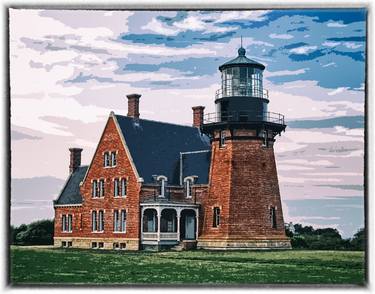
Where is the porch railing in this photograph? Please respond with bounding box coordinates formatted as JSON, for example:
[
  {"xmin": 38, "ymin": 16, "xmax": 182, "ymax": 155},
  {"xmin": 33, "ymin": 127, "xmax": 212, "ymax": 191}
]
[{"xmin": 141, "ymin": 232, "xmax": 178, "ymax": 241}]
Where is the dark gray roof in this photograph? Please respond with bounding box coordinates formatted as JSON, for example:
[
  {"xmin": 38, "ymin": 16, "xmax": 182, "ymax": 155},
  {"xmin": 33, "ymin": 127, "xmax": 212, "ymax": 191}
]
[
  {"xmin": 115, "ymin": 115, "xmax": 211, "ymax": 185},
  {"xmin": 219, "ymin": 47, "xmax": 265, "ymax": 71},
  {"xmin": 54, "ymin": 166, "xmax": 88, "ymax": 205},
  {"xmin": 181, "ymin": 151, "xmax": 211, "ymax": 184}
]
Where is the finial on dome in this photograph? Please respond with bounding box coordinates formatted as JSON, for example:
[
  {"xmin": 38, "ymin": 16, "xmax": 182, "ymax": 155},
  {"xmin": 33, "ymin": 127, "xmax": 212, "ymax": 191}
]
[{"xmin": 238, "ymin": 46, "xmax": 246, "ymax": 56}]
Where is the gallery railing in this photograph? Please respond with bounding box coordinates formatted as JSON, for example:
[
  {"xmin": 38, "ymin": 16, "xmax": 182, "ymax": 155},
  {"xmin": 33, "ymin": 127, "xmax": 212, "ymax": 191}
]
[{"xmin": 203, "ymin": 111, "xmax": 285, "ymax": 125}]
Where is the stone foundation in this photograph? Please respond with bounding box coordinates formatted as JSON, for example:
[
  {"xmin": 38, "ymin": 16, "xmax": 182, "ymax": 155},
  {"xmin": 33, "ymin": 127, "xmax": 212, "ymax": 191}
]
[
  {"xmin": 197, "ymin": 238, "xmax": 291, "ymax": 250},
  {"xmin": 54, "ymin": 237, "xmax": 139, "ymax": 251}
]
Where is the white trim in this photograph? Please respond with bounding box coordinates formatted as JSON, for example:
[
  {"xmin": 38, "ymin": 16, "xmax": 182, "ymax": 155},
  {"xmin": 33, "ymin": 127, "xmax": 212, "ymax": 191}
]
[{"xmin": 54, "ymin": 204, "xmax": 82, "ymax": 208}]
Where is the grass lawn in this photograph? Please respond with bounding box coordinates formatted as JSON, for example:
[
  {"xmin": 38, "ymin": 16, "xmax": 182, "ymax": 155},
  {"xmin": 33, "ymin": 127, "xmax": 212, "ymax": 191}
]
[{"xmin": 10, "ymin": 246, "xmax": 365, "ymax": 285}]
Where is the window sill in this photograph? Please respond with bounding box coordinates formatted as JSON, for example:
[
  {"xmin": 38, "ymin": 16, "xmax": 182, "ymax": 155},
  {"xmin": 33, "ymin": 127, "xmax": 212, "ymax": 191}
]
[
  {"xmin": 114, "ymin": 196, "xmax": 127, "ymax": 199},
  {"xmin": 61, "ymin": 231, "xmax": 72, "ymax": 233},
  {"xmin": 92, "ymin": 231, "xmax": 104, "ymax": 233},
  {"xmin": 103, "ymin": 166, "xmax": 117, "ymax": 169},
  {"xmin": 186, "ymin": 196, "xmax": 192, "ymax": 199},
  {"xmin": 113, "ymin": 231, "xmax": 127, "ymax": 234},
  {"xmin": 92, "ymin": 197, "xmax": 105, "ymax": 199}
]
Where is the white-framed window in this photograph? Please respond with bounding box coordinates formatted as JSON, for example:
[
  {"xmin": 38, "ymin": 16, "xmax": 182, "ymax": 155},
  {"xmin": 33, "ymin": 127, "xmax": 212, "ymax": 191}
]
[
  {"xmin": 92, "ymin": 180, "xmax": 98, "ymax": 198},
  {"xmin": 114, "ymin": 178, "xmax": 120, "ymax": 197},
  {"xmin": 99, "ymin": 179, "xmax": 105, "ymax": 197},
  {"xmin": 111, "ymin": 152, "xmax": 117, "ymax": 166},
  {"xmin": 98, "ymin": 210, "xmax": 104, "ymax": 231},
  {"xmin": 157, "ymin": 176, "xmax": 167, "ymax": 197},
  {"xmin": 104, "ymin": 151, "xmax": 117, "ymax": 167},
  {"xmin": 121, "ymin": 178, "xmax": 127, "ymax": 197},
  {"xmin": 219, "ymin": 131, "xmax": 226, "ymax": 147},
  {"xmin": 114, "ymin": 209, "xmax": 126, "ymax": 232},
  {"xmin": 184, "ymin": 177, "xmax": 194, "ymax": 198},
  {"xmin": 92, "ymin": 211, "xmax": 97, "ymax": 232},
  {"xmin": 104, "ymin": 152, "xmax": 110, "ymax": 167},
  {"xmin": 62, "ymin": 214, "xmax": 73, "ymax": 232},
  {"xmin": 213, "ymin": 207, "xmax": 221, "ymax": 228}
]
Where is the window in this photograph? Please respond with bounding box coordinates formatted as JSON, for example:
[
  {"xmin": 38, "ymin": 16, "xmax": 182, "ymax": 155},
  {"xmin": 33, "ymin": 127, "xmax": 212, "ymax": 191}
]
[
  {"xmin": 121, "ymin": 178, "xmax": 127, "ymax": 197},
  {"xmin": 104, "ymin": 151, "xmax": 117, "ymax": 167},
  {"xmin": 92, "ymin": 242, "xmax": 98, "ymax": 249},
  {"xmin": 99, "ymin": 179, "xmax": 105, "ymax": 197},
  {"xmin": 62, "ymin": 214, "xmax": 72, "ymax": 232},
  {"xmin": 113, "ymin": 242, "xmax": 119, "ymax": 250},
  {"xmin": 184, "ymin": 178, "xmax": 193, "ymax": 198},
  {"xmin": 219, "ymin": 131, "xmax": 226, "ymax": 147},
  {"xmin": 92, "ymin": 211, "xmax": 97, "ymax": 232},
  {"xmin": 114, "ymin": 179, "xmax": 120, "ymax": 197},
  {"xmin": 260, "ymin": 130, "xmax": 269, "ymax": 147},
  {"xmin": 120, "ymin": 243, "xmax": 126, "ymax": 250},
  {"xmin": 92, "ymin": 180, "xmax": 98, "ymax": 197},
  {"xmin": 270, "ymin": 207, "xmax": 277, "ymax": 229},
  {"xmin": 114, "ymin": 209, "xmax": 126, "ymax": 232},
  {"xmin": 213, "ymin": 207, "xmax": 221, "ymax": 227},
  {"xmin": 67, "ymin": 241, "xmax": 72, "ymax": 248},
  {"xmin": 98, "ymin": 242, "xmax": 104, "ymax": 249},
  {"xmin": 104, "ymin": 152, "xmax": 110, "ymax": 167},
  {"xmin": 98, "ymin": 210, "xmax": 104, "ymax": 231},
  {"xmin": 62, "ymin": 241, "xmax": 67, "ymax": 247},
  {"xmin": 111, "ymin": 152, "xmax": 117, "ymax": 166},
  {"xmin": 157, "ymin": 176, "xmax": 167, "ymax": 197}
]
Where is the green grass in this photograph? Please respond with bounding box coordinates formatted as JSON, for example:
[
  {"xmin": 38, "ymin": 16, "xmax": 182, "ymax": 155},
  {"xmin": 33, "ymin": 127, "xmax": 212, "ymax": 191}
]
[{"xmin": 10, "ymin": 246, "xmax": 365, "ymax": 285}]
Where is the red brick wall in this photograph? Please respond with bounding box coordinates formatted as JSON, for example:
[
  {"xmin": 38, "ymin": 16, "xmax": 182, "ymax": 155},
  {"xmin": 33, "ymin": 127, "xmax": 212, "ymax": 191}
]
[
  {"xmin": 54, "ymin": 206, "xmax": 83, "ymax": 238},
  {"xmin": 198, "ymin": 131, "xmax": 287, "ymax": 240},
  {"xmin": 55, "ymin": 116, "xmax": 141, "ymax": 241}
]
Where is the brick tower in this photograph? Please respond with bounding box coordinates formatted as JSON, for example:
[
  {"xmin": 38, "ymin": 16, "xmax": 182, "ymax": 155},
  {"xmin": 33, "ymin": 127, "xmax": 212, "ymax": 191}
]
[{"xmin": 197, "ymin": 46, "xmax": 291, "ymax": 249}]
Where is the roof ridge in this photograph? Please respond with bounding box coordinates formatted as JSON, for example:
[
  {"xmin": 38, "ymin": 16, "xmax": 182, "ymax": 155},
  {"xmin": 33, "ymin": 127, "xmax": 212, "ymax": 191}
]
[{"xmin": 114, "ymin": 114, "xmax": 197, "ymax": 129}]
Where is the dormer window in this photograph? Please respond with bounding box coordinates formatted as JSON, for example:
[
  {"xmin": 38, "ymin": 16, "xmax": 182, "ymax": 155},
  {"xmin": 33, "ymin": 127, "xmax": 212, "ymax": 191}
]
[
  {"xmin": 184, "ymin": 177, "xmax": 194, "ymax": 198},
  {"xmin": 104, "ymin": 151, "xmax": 117, "ymax": 167},
  {"xmin": 156, "ymin": 176, "xmax": 167, "ymax": 197}
]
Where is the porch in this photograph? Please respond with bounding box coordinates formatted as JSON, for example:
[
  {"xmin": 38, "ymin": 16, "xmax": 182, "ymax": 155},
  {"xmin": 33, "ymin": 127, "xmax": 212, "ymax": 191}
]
[{"xmin": 140, "ymin": 203, "xmax": 199, "ymax": 248}]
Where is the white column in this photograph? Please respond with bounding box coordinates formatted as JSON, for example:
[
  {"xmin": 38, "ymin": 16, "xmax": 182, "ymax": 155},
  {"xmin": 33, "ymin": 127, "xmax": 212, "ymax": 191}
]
[
  {"xmin": 195, "ymin": 208, "xmax": 199, "ymax": 240},
  {"xmin": 157, "ymin": 207, "xmax": 161, "ymax": 242},
  {"xmin": 177, "ymin": 209, "xmax": 181, "ymax": 242},
  {"xmin": 140, "ymin": 207, "xmax": 144, "ymax": 240}
]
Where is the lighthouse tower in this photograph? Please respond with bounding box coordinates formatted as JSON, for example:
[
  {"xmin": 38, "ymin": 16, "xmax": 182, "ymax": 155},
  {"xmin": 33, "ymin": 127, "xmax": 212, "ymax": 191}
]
[{"xmin": 197, "ymin": 46, "xmax": 291, "ymax": 249}]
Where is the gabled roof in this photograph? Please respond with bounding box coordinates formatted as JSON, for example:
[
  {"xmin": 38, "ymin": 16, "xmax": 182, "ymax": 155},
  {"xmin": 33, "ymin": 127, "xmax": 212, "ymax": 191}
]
[
  {"xmin": 54, "ymin": 166, "xmax": 88, "ymax": 205},
  {"xmin": 219, "ymin": 47, "xmax": 265, "ymax": 71},
  {"xmin": 115, "ymin": 115, "xmax": 211, "ymax": 185}
]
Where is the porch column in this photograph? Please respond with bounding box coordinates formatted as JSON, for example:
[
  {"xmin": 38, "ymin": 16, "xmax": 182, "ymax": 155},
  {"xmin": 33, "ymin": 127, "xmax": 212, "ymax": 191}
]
[
  {"xmin": 177, "ymin": 208, "xmax": 181, "ymax": 242},
  {"xmin": 140, "ymin": 207, "xmax": 144, "ymax": 240},
  {"xmin": 157, "ymin": 207, "xmax": 161, "ymax": 242},
  {"xmin": 195, "ymin": 208, "xmax": 199, "ymax": 240}
]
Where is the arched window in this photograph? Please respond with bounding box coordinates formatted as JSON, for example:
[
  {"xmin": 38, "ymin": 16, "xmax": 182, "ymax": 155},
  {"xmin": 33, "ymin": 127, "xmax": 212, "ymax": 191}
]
[
  {"xmin": 156, "ymin": 176, "xmax": 167, "ymax": 197},
  {"xmin": 184, "ymin": 177, "xmax": 194, "ymax": 198}
]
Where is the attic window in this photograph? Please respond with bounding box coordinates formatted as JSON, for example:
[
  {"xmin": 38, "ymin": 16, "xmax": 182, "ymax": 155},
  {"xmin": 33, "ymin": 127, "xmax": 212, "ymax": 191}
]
[{"xmin": 104, "ymin": 151, "xmax": 117, "ymax": 167}]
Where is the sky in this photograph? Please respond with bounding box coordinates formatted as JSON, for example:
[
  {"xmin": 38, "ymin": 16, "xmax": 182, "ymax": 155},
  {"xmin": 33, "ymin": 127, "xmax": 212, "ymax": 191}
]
[{"xmin": 9, "ymin": 9, "xmax": 366, "ymax": 238}]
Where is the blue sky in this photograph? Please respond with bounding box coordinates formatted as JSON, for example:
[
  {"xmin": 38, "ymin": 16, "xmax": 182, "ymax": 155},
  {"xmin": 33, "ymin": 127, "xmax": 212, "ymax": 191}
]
[{"xmin": 10, "ymin": 9, "xmax": 366, "ymax": 238}]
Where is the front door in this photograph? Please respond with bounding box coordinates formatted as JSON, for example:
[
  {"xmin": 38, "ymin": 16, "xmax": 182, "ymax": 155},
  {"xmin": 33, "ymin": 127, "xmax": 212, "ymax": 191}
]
[{"xmin": 184, "ymin": 215, "xmax": 195, "ymax": 240}]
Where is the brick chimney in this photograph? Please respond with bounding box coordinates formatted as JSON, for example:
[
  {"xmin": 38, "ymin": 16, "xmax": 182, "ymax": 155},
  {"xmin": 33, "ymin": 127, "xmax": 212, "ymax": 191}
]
[
  {"xmin": 192, "ymin": 106, "xmax": 205, "ymax": 127},
  {"xmin": 127, "ymin": 93, "xmax": 141, "ymax": 119},
  {"xmin": 69, "ymin": 148, "xmax": 83, "ymax": 174}
]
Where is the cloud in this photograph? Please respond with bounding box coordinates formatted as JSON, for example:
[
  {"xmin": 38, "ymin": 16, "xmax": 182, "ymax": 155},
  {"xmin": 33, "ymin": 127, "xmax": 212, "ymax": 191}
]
[
  {"xmin": 327, "ymin": 22, "xmax": 347, "ymax": 28},
  {"xmin": 11, "ymin": 130, "xmax": 42, "ymax": 141},
  {"xmin": 290, "ymin": 45, "xmax": 318, "ymax": 54},
  {"xmin": 269, "ymin": 33, "xmax": 294, "ymax": 39},
  {"xmin": 328, "ymin": 87, "xmax": 350, "ymax": 96}
]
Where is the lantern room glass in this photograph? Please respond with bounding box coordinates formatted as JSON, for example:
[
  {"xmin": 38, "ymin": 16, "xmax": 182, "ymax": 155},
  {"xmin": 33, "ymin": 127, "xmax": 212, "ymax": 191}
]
[{"xmin": 221, "ymin": 67, "xmax": 264, "ymax": 98}]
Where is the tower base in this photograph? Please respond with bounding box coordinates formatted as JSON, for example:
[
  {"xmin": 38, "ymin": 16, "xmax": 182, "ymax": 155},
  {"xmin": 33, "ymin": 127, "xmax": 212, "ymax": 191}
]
[{"xmin": 197, "ymin": 238, "xmax": 291, "ymax": 250}]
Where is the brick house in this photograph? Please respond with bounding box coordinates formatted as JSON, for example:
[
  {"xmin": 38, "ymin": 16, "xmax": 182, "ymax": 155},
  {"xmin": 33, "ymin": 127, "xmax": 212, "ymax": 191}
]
[{"xmin": 53, "ymin": 47, "xmax": 291, "ymax": 250}]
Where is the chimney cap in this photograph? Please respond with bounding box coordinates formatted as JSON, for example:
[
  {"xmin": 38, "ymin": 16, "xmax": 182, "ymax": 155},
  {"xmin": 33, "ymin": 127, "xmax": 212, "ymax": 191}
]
[
  {"xmin": 126, "ymin": 93, "xmax": 141, "ymax": 99},
  {"xmin": 192, "ymin": 105, "xmax": 205, "ymax": 110},
  {"xmin": 69, "ymin": 147, "xmax": 83, "ymax": 152}
]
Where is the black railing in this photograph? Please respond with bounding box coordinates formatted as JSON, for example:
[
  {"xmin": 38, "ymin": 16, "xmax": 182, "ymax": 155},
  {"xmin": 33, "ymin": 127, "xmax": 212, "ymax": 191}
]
[
  {"xmin": 215, "ymin": 86, "xmax": 269, "ymax": 99},
  {"xmin": 203, "ymin": 111, "xmax": 285, "ymax": 125}
]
